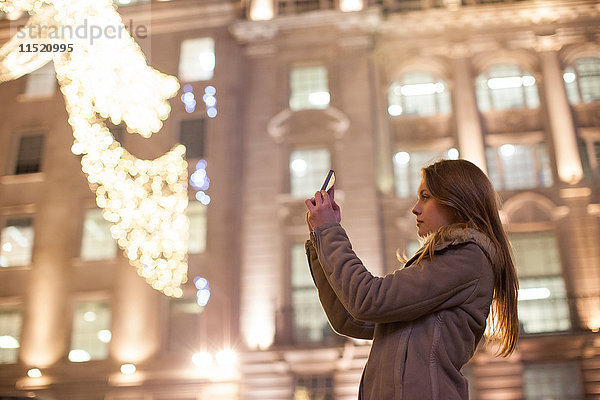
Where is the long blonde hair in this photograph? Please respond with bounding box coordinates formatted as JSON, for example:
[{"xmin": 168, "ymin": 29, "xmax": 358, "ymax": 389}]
[{"xmin": 416, "ymin": 159, "xmax": 519, "ymax": 357}]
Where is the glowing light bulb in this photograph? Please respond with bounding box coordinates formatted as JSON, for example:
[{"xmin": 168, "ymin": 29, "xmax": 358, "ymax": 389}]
[
  {"xmin": 27, "ymin": 368, "xmax": 42, "ymax": 378},
  {"xmin": 215, "ymin": 349, "xmax": 237, "ymax": 366},
  {"xmin": 192, "ymin": 352, "xmax": 213, "ymax": 368},
  {"xmin": 120, "ymin": 363, "xmax": 136, "ymax": 375},
  {"xmin": 97, "ymin": 329, "xmax": 112, "ymax": 343},
  {"xmin": 291, "ymin": 159, "xmax": 307, "ymax": 173},
  {"xmin": 499, "ymin": 144, "xmax": 515, "ymax": 158},
  {"xmin": 394, "ymin": 152, "xmax": 410, "ymax": 165},
  {"xmin": 447, "ymin": 148, "xmax": 459, "ymax": 160},
  {"xmin": 388, "ymin": 105, "xmax": 403, "ymax": 116},
  {"xmin": 563, "ymin": 72, "xmax": 576, "ymax": 84},
  {"xmin": 83, "ymin": 311, "xmax": 97, "ymax": 322},
  {"xmin": 0, "ymin": 335, "xmax": 19, "ymax": 349},
  {"xmin": 68, "ymin": 349, "xmax": 91, "ymax": 362}
]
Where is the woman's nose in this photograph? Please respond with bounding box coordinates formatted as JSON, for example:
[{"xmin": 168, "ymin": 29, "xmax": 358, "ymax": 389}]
[{"xmin": 411, "ymin": 202, "xmax": 420, "ymax": 216}]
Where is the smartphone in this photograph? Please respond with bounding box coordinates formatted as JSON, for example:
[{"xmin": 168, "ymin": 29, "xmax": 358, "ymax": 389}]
[{"xmin": 321, "ymin": 170, "xmax": 335, "ymax": 194}]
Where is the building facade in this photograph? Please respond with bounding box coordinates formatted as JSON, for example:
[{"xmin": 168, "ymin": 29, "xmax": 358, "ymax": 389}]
[{"xmin": 0, "ymin": 0, "xmax": 599, "ymax": 399}]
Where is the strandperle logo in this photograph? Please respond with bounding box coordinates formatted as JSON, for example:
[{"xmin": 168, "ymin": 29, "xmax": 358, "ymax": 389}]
[{"xmin": 16, "ymin": 18, "xmax": 148, "ymax": 45}]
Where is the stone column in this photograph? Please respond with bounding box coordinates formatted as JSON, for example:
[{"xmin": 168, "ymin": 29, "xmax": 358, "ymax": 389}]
[
  {"xmin": 537, "ymin": 37, "xmax": 583, "ymax": 185},
  {"xmin": 336, "ymin": 37, "xmax": 384, "ymax": 277},
  {"xmin": 19, "ymin": 114, "xmax": 81, "ymax": 369},
  {"xmin": 238, "ymin": 43, "xmax": 279, "ymax": 350},
  {"xmin": 19, "ymin": 202, "xmax": 74, "ymax": 368},
  {"xmin": 370, "ymin": 52, "xmax": 395, "ymax": 196},
  {"xmin": 109, "ymin": 258, "xmax": 161, "ymax": 364},
  {"xmin": 451, "ymin": 47, "xmax": 487, "ymax": 173}
]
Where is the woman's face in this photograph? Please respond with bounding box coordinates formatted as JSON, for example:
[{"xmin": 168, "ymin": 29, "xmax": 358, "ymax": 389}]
[{"xmin": 411, "ymin": 178, "xmax": 456, "ymax": 237}]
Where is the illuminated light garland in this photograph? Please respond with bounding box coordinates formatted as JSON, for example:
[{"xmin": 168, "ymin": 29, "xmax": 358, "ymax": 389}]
[{"xmin": 0, "ymin": 0, "xmax": 189, "ymax": 297}]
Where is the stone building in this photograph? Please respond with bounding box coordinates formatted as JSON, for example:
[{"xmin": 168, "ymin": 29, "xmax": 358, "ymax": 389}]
[{"xmin": 0, "ymin": 0, "xmax": 599, "ymax": 399}]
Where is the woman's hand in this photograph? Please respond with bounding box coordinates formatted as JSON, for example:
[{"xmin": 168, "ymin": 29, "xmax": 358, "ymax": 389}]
[{"xmin": 305, "ymin": 188, "xmax": 341, "ymax": 232}]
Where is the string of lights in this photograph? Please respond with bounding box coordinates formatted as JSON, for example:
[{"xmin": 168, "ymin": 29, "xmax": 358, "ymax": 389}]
[{"xmin": 0, "ymin": 0, "xmax": 190, "ymax": 297}]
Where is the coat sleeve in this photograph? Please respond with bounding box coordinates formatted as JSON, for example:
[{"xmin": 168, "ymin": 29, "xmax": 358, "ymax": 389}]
[
  {"xmin": 305, "ymin": 239, "xmax": 375, "ymax": 340},
  {"xmin": 311, "ymin": 223, "xmax": 487, "ymax": 323}
]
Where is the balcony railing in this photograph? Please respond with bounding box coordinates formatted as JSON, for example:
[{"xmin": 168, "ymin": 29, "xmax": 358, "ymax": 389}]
[{"xmin": 377, "ymin": 0, "xmax": 536, "ymax": 13}]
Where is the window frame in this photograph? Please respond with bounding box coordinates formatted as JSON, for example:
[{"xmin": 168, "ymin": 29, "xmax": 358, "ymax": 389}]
[
  {"xmin": 178, "ymin": 37, "xmax": 215, "ymax": 83},
  {"xmin": 0, "ymin": 213, "xmax": 36, "ymax": 269},
  {"xmin": 387, "ymin": 71, "xmax": 452, "ymax": 117},
  {"xmin": 4, "ymin": 131, "xmax": 47, "ymax": 177},
  {"xmin": 293, "ymin": 374, "xmax": 335, "ymax": 400},
  {"xmin": 523, "ymin": 361, "xmax": 583, "ymax": 400},
  {"xmin": 18, "ymin": 61, "xmax": 57, "ymax": 101},
  {"xmin": 391, "ymin": 139, "xmax": 456, "ymax": 199},
  {"xmin": 287, "ymin": 145, "xmax": 333, "ymax": 198},
  {"xmin": 165, "ymin": 296, "xmax": 204, "ymax": 353},
  {"xmin": 68, "ymin": 296, "xmax": 112, "ymax": 363},
  {"xmin": 288, "ymin": 64, "xmax": 331, "ymax": 112},
  {"xmin": 507, "ymin": 229, "xmax": 575, "ymax": 335},
  {"xmin": 285, "ymin": 241, "xmax": 335, "ymax": 345},
  {"xmin": 578, "ymin": 128, "xmax": 600, "ymax": 182},
  {"xmin": 179, "ymin": 117, "xmax": 207, "ymax": 161},
  {"xmin": 563, "ymin": 57, "xmax": 600, "ymax": 105},
  {"xmin": 476, "ymin": 63, "xmax": 540, "ymax": 112},
  {"xmin": 186, "ymin": 200, "xmax": 208, "ymax": 254},
  {"xmin": 484, "ymin": 132, "xmax": 555, "ymax": 191},
  {"xmin": 78, "ymin": 207, "xmax": 118, "ymax": 262},
  {"xmin": 278, "ymin": 0, "xmax": 335, "ymax": 15},
  {"xmin": 0, "ymin": 302, "xmax": 23, "ymax": 365}
]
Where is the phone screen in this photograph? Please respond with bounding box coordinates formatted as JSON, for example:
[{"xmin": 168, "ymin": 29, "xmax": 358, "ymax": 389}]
[{"xmin": 321, "ymin": 170, "xmax": 335, "ymax": 193}]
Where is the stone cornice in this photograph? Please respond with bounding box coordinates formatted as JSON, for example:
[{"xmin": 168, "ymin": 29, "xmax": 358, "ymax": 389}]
[
  {"xmin": 229, "ymin": 7, "xmax": 382, "ymax": 43},
  {"xmin": 379, "ymin": 0, "xmax": 600, "ymax": 38}
]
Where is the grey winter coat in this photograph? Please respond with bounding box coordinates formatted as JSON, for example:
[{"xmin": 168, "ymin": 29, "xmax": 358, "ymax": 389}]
[{"xmin": 305, "ymin": 223, "xmax": 496, "ymax": 400}]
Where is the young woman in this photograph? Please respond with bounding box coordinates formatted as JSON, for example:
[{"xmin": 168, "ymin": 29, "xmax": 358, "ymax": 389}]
[{"xmin": 304, "ymin": 159, "xmax": 519, "ymax": 400}]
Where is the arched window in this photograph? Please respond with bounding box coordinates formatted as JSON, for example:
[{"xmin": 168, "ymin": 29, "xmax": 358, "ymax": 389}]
[
  {"xmin": 563, "ymin": 57, "xmax": 600, "ymax": 105},
  {"xmin": 392, "ymin": 148, "xmax": 459, "ymax": 198},
  {"xmin": 476, "ymin": 64, "xmax": 539, "ymax": 112},
  {"xmin": 388, "ymin": 71, "xmax": 451, "ymax": 117}
]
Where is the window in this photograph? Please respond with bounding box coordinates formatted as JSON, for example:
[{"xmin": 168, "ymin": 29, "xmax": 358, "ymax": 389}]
[
  {"xmin": 80, "ymin": 209, "xmax": 117, "ymax": 261},
  {"xmin": 187, "ymin": 201, "xmax": 207, "ymax": 254},
  {"xmin": 167, "ymin": 298, "xmax": 202, "ymax": 352},
  {"xmin": 0, "ymin": 308, "xmax": 21, "ymax": 364},
  {"xmin": 577, "ymin": 136, "xmax": 600, "ymax": 181},
  {"xmin": 69, "ymin": 301, "xmax": 111, "ymax": 362},
  {"xmin": 510, "ymin": 232, "xmax": 571, "ymax": 334},
  {"xmin": 294, "ymin": 375, "xmax": 334, "ymax": 400},
  {"xmin": 289, "ymin": 66, "xmax": 330, "ymax": 111},
  {"xmin": 179, "ymin": 119, "xmax": 206, "ymax": 159},
  {"xmin": 388, "ymin": 72, "xmax": 451, "ymax": 117},
  {"xmin": 291, "ymin": 244, "xmax": 334, "ymax": 343},
  {"xmin": 179, "ymin": 38, "xmax": 215, "ymax": 82},
  {"xmin": 14, "ymin": 134, "xmax": 45, "ymax": 175},
  {"xmin": 289, "ymin": 148, "xmax": 331, "ymax": 198},
  {"xmin": 476, "ymin": 64, "xmax": 539, "ymax": 112},
  {"xmin": 392, "ymin": 148, "xmax": 457, "ymax": 198},
  {"xmin": 278, "ymin": 0, "xmax": 334, "ymax": 15},
  {"xmin": 114, "ymin": 0, "xmax": 150, "ymax": 5},
  {"xmin": 564, "ymin": 57, "xmax": 600, "ymax": 105},
  {"xmin": 523, "ymin": 363, "xmax": 582, "ymax": 400},
  {"xmin": 485, "ymin": 143, "xmax": 553, "ymax": 191},
  {"xmin": 0, "ymin": 217, "xmax": 34, "ymax": 268},
  {"xmin": 24, "ymin": 61, "xmax": 56, "ymax": 98}
]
